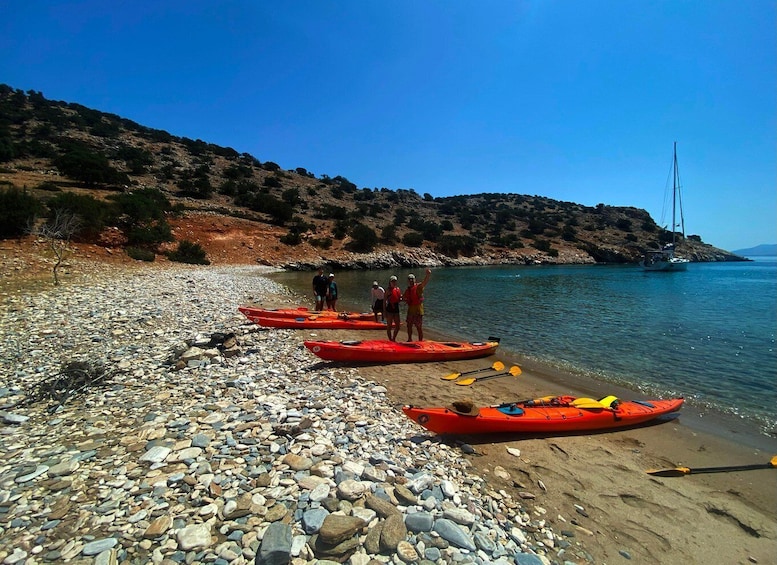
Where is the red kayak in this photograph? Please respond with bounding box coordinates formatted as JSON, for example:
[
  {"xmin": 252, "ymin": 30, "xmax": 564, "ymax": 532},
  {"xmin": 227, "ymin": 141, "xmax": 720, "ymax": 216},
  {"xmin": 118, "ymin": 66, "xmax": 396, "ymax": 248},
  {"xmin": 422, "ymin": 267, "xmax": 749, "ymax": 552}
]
[
  {"xmin": 246, "ymin": 315, "xmax": 387, "ymax": 330},
  {"xmin": 239, "ymin": 306, "xmax": 374, "ymax": 321},
  {"xmin": 304, "ymin": 339, "xmax": 499, "ymax": 363},
  {"xmin": 402, "ymin": 396, "xmax": 684, "ymax": 435}
]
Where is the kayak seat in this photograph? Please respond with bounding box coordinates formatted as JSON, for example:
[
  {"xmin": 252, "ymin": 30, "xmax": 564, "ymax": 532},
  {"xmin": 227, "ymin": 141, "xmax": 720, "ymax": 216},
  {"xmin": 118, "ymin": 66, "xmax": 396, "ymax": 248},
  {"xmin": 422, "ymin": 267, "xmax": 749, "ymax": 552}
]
[
  {"xmin": 442, "ymin": 343, "xmax": 463, "ymax": 348},
  {"xmin": 497, "ymin": 404, "xmax": 525, "ymax": 416}
]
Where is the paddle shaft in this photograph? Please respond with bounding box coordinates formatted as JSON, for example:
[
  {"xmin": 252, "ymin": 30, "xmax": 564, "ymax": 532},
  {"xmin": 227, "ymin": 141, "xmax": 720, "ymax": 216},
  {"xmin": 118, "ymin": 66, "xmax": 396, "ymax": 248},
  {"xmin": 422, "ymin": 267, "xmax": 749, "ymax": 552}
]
[
  {"xmin": 456, "ymin": 367, "xmax": 521, "ymax": 386},
  {"xmin": 648, "ymin": 456, "xmax": 777, "ymax": 477},
  {"xmin": 442, "ymin": 362, "xmax": 504, "ymax": 380},
  {"xmin": 678, "ymin": 462, "xmax": 775, "ymax": 476}
]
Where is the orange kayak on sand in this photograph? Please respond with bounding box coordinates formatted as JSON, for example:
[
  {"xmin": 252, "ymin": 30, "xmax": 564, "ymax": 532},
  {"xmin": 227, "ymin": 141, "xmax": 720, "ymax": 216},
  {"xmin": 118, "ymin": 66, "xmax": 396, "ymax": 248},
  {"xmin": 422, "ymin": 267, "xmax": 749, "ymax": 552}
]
[
  {"xmin": 246, "ymin": 315, "xmax": 387, "ymax": 330},
  {"xmin": 304, "ymin": 339, "xmax": 499, "ymax": 363},
  {"xmin": 402, "ymin": 396, "xmax": 684, "ymax": 435},
  {"xmin": 238, "ymin": 306, "xmax": 374, "ymax": 321}
]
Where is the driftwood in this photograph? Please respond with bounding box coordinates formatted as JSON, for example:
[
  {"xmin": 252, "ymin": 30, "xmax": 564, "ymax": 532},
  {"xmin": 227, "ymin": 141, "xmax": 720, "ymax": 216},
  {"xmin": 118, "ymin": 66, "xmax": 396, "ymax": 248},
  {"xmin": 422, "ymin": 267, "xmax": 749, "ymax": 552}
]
[{"xmin": 21, "ymin": 360, "xmax": 115, "ymax": 411}]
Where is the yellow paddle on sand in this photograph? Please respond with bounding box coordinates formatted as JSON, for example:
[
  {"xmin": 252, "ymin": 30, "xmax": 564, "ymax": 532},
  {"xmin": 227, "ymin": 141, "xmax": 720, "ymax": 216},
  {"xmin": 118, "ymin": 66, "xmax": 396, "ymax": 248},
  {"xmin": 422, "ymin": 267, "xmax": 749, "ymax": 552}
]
[
  {"xmin": 441, "ymin": 361, "xmax": 505, "ymax": 381},
  {"xmin": 455, "ymin": 365, "xmax": 521, "ymax": 386},
  {"xmin": 646, "ymin": 455, "xmax": 777, "ymax": 477}
]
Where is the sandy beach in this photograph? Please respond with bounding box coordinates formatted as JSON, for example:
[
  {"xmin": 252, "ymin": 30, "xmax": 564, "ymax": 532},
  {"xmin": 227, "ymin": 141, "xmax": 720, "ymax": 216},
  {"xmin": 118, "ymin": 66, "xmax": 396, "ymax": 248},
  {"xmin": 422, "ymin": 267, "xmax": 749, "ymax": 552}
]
[{"xmin": 263, "ymin": 299, "xmax": 777, "ymax": 564}]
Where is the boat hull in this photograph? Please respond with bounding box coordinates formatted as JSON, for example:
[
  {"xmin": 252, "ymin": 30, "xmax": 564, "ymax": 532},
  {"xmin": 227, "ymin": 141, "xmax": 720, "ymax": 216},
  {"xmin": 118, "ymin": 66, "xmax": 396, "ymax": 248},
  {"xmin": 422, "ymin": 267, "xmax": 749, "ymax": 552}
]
[
  {"xmin": 247, "ymin": 316, "xmax": 387, "ymax": 330},
  {"xmin": 641, "ymin": 258, "xmax": 689, "ymax": 271},
  {"xmin": 402, "ymin": 397, "xmax": 684, "ymax": 435},
  {"xmin": 304, "ymin": 339, "xmax": 499, "ymax": 363},
  {"xmin": 239, "ymin": 306, "xmax": 374, "ymax": 321}
]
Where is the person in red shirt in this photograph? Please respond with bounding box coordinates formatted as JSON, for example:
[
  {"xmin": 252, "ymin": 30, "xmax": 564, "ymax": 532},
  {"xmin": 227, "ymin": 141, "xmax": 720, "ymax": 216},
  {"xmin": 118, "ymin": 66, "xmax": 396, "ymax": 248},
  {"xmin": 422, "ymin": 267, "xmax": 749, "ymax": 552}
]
[{"xmin": 402, "ymin": 268, "xmax": 431, "ymax": 341}]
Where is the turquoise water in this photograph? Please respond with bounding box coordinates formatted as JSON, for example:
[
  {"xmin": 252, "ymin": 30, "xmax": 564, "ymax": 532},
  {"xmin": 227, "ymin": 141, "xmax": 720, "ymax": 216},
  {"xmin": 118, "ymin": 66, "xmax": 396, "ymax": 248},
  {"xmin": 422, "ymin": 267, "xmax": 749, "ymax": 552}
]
[{"xmin": 268, "ymin": 258, "xmax": 777, "ymax": 436}]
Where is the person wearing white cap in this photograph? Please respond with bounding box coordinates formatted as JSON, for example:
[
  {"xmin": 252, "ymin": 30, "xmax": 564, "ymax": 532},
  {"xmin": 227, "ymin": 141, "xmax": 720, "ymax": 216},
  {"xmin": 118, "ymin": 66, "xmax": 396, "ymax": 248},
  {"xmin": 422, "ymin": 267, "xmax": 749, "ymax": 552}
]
[
  {"xmin": 325, "ymin": 273, "xmax": 338, "ymax": 311},
  {"xmin": 370, "ymin": 280, "xmax": 385, "ymax": 322},
  {"xmin": 402, "ymin": 268, "xmax": 432, "ymax": 341},
  {"xmin": 384, "ymin": 275, "xmax": 402, "ymax": 341}
]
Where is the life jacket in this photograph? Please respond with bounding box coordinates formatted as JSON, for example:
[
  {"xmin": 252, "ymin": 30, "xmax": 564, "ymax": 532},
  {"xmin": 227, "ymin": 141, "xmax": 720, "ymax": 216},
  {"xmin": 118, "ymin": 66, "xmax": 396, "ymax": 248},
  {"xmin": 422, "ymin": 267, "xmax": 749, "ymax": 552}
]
[
  {"xmin": 405, "ymin": 284, "xmax": 423, "ymax": 306},
  {"xmin": 387, "ymin": 286, "xmax": 401, "ymax": 304}
]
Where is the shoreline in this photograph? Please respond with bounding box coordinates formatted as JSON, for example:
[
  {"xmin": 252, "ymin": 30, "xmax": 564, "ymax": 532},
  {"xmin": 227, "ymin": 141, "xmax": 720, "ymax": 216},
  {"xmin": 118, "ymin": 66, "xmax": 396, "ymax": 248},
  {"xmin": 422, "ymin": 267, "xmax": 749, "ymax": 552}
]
[{"xmin": 272, "ymin": 274, "xmax": 777, "ymax": 454}]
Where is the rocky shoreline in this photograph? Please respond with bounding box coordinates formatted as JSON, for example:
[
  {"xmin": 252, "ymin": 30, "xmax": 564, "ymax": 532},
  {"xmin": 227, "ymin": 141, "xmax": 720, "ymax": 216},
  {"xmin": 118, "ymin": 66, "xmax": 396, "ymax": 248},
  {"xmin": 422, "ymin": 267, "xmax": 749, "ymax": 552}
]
[
  {"xmin": 278, "ymin": 246, "xmax": 747, "ymax": 272},
  {"xmin": 0, "ymin": 265, "xmax": 589, "ymax": 565}
]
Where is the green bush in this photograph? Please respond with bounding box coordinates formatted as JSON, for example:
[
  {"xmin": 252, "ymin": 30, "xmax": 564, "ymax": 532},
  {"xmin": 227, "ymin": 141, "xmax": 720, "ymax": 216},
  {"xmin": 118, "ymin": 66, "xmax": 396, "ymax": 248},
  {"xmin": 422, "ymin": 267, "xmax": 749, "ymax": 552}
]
[
  {"xmin": 402, "ymin": 231, "xmax": 424, "ymax": 247},
  {"xmin": 36, "ymin": 181, "xmax": 61, "ymax": 192},
  {"xmin": 168, "ymin": 240, "xmax": 210, "ymax": 265},
  {"xmin": 126, "ymin": 247, "xmax": 155, "ymax": 261},
  {"xmin": 349, "ymin": 223, "xmax": 378, "ymax": 252},
  {"xmin": 45, "ymin": 192, "xmax": 111, "ymax": 241},
  {"xmin": 54, "ymin": 146, "xmax": 129, "ymax": 186},
  {"xmin": 310, "ymin": 237, "xmax": 332, "ymax": 249},
  {"xmin": 436, "ymin": 235, "xmax": 479, "ymax": 258},
  {"xmin": 126, "ymin": 219, "xmax": 173, "ymax": 247},
  {"xmin": 280, "ymin": 230, "xmax": 302, "ymax": 245},
  {"xmin": 0, "ymin": 187, "xmax": 42, "ymax": 238}
]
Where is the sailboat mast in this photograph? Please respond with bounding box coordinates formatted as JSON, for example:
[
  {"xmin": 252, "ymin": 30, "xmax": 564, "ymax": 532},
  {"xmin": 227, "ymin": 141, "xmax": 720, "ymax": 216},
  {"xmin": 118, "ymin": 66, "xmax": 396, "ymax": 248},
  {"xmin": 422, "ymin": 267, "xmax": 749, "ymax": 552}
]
[{"xmin": 672, "ymin": 141, "xmax": 677, "ymax": 246}]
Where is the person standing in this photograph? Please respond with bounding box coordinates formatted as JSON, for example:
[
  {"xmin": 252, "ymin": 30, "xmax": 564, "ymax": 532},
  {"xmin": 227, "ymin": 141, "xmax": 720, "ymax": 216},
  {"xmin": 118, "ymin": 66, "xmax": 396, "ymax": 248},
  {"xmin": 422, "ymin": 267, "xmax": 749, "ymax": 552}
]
[
  {"xmin": 402, "ymin": 268, "xmax": 431, "ymax": 342},
  {"xmin": 312, "ymin": 267, "xmax": 328, "ymax": 311},
  {"xmin": 384, "ymin": 275, "xmax": 402, "ymax": 341},
  {"xmin": 370, "ymin": 280, "xmax": 385, "ymax": 322},
  {"xmin": 325, "ymin": 273, "xmax": 338, "ymax": 311}
]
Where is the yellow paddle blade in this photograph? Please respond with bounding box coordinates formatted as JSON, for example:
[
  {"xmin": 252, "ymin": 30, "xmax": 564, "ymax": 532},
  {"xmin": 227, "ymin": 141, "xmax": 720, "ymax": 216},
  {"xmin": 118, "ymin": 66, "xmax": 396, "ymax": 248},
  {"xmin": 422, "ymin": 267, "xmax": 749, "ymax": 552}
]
[
  {"xmin": 493, "ymin": 361, "xmax": 505, "ymax": 371},
  {"xmin": 509, "ymin": 365, "xmax": 522, "ymax": 376},
  {"xmin": 441, "ymin": 372, "xmax": 462, "ymax": 381},
  {"xmin": 454, "ymin": 377, "xmax": 478, "ymax": 386}
]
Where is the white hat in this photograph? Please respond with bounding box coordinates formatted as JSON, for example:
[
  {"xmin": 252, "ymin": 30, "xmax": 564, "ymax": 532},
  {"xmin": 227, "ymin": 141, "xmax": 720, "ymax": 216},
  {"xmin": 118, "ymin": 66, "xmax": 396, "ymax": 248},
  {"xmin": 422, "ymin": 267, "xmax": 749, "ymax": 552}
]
[
  {"xmin": 372, "ymin": 281, "xmax": 379, "ymax": 286},
  {"xmin": 329, "ymin": 273, "xmax": 334, "ymax": 277},
  {"xmin": 408, "ymin": 273, "xmax": 416, "ymax": 279},
  {"xmin": 389, "ymin": 275, "xmax": 397, "ymax": 281}
]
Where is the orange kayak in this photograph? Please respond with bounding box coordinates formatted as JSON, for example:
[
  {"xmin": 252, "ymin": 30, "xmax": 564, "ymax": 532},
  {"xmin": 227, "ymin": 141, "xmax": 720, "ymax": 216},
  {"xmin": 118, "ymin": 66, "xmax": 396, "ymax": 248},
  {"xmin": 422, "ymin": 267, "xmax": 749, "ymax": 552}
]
[
  {"xmin": 246, "ymin": 315, "xmax": 387, "ymax": 330},
  {"xmin": 304, "ymin": 339, "xmax": 499, "ymax": 363},
  {"xmin": 402, "ymin": 396, "xmax": 684, "ymax": 435},
  {"xmin": 238, "ymin": 306, "xmax": 374, "ymax": 321}
]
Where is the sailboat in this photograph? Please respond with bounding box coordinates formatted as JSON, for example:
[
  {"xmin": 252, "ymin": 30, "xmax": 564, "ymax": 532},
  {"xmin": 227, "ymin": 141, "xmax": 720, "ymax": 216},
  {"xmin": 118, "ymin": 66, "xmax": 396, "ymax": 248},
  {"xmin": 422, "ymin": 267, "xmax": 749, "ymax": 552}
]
[{"xmin": 641, "ymin": 142, "xmax": 690, "ymax": 271}]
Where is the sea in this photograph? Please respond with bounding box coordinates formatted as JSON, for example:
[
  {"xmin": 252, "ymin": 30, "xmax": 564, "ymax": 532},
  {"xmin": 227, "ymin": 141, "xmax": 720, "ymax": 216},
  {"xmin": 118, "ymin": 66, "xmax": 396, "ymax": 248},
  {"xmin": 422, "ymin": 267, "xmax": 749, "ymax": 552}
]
[{"xmin": 266, "ymin": 258, "xmax": 777, "ymax": 441}]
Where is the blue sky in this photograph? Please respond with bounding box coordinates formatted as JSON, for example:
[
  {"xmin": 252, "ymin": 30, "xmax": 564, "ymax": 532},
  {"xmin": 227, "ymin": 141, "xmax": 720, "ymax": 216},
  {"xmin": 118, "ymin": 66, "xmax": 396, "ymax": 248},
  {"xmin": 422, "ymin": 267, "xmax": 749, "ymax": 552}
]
[{"xmin": 2, "ymin": 1, "xmax": 774, "ymax": 251}]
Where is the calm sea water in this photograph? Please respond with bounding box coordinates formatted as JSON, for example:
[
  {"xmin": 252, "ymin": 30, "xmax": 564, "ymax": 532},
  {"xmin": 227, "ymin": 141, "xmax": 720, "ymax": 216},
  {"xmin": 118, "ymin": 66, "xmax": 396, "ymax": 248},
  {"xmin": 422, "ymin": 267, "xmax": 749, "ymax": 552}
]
[{"xmin": 267, "ymin": 258, "xmax": 777, "ymax": 436}]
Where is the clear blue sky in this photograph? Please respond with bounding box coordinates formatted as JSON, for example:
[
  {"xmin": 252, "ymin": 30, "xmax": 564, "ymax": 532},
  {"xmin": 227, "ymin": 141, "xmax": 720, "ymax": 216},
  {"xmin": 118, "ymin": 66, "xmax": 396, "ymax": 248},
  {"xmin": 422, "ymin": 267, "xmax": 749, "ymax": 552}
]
[{"xmin": 2, "ymin": 1, "xmax": 774, "ymax": 251}]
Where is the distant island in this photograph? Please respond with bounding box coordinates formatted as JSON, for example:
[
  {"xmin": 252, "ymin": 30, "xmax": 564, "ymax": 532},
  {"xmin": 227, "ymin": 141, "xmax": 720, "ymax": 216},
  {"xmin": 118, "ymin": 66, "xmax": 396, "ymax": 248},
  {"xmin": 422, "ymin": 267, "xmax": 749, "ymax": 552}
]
[{"xmin": 732, "ymin": 244, "xmax": 777, "ymax": 257}]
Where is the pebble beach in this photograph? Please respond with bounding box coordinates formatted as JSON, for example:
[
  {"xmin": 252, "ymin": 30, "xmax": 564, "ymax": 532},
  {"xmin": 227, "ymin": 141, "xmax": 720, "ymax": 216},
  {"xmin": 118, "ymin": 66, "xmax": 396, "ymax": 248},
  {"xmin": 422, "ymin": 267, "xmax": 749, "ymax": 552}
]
[
  {"xmin": 1, "ymin": 265, "xmax": 580, "ymax": 565},
  {"xmin": 1, "ymin": 263, "xmax": 775, "ymax": 565}
]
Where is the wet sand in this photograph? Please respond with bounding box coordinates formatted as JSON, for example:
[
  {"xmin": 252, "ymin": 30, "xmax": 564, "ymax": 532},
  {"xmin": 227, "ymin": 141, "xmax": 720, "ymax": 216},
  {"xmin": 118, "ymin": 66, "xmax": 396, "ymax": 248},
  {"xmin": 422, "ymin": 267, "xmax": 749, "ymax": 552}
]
[{"xmin": 258, "ymin": 291, "xmax": 777, "ymax": 564}]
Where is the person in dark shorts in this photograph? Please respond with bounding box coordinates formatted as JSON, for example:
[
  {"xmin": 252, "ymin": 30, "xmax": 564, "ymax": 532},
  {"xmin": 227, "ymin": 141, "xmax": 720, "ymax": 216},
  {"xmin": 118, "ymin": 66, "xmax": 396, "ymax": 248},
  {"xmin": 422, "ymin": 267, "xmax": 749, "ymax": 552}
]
[
  {"xmin": 312, "ymin": 267, "xmax": 328, "ymax": 311},
  {"xmin": 370, "ymin": 280, "xmax": 385, "ymax": 322},
  {"xmin": 384, "ymin": 275, "xmax": 402, "ymax": 341}
]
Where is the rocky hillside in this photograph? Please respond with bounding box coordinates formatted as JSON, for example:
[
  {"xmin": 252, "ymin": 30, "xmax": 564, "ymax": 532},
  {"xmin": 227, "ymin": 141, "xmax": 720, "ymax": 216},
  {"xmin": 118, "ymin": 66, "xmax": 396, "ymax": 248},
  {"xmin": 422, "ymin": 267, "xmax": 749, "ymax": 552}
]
[{"xmin": 0, "ymin": 84, "xmax": 745, "ymax": 269}]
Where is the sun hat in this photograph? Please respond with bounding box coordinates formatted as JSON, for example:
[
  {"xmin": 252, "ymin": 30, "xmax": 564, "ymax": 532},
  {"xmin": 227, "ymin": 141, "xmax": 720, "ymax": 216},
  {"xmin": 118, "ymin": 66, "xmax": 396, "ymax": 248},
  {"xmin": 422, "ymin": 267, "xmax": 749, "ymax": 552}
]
[
  {"xmin": 389, "ymin": 275, "xmax": 397, "ymax": 281},
  {"xmin": 408, "ymin": 273, "xmax": 416, "ymax": 279}
]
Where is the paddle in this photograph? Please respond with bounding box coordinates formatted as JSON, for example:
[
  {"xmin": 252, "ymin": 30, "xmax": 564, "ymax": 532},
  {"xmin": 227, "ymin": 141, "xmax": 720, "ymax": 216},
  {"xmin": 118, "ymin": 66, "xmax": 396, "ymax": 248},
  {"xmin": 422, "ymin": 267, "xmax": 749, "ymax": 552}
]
[
  {"xmin": 646, "ymin": 455, "xmax": 777, "ymax": 477},
  {"xmin": 455, "ymin": 365, "xmax": 521, "ymax": 386},
  {"xmin": 441, "ymin": 361, "xmax": 505, "ymax": 381}
]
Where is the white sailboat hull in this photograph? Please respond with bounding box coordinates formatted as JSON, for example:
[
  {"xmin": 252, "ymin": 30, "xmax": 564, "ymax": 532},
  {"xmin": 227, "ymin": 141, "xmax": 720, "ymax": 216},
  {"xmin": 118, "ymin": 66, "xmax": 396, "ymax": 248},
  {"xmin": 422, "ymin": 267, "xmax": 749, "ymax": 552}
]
[{"xmin": 641, "ymin": 257, "xmax": 689, "ymax": 271}]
